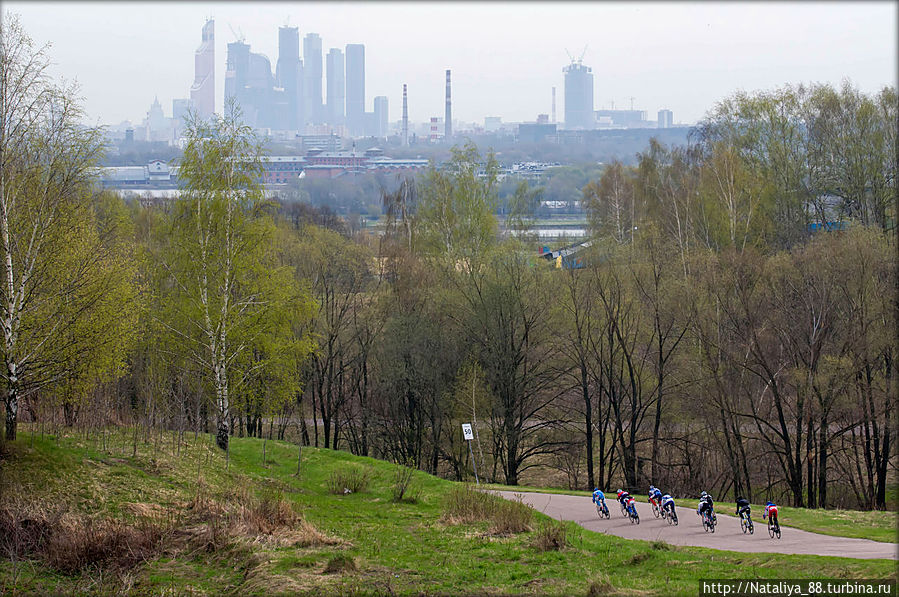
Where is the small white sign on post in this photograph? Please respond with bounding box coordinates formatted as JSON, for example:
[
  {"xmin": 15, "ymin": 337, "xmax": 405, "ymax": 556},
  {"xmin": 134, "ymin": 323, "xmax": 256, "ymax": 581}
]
[{"xmin": 462, "ymin": 423, "xmax": 474, "ymax": 440}]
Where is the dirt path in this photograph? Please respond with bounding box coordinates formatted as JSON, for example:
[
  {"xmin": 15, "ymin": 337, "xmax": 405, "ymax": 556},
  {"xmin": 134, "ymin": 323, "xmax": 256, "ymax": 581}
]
[{"xmin": 495, "ymin": 491, "xmax": 898, "ymax": 560}]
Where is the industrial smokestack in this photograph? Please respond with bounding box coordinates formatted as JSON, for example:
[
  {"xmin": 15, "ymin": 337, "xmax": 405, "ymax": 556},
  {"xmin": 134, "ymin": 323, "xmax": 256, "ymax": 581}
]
[
  {"xmin": 402, "ymin": 84, "xmax": 408, "ymax": 146},
  {"xmin": 551, "ymin": 87, "xmax": 556, "ymax": 124},
  {"xmin": 445, "ymin": 69, "xmax": 452, "ymax": 141}
]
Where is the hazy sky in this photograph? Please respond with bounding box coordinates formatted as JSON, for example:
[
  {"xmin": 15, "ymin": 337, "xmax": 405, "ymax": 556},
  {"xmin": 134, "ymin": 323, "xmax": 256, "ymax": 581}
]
[{"xmin": 5, "ymin": 2, "xmax": 897, "ymax": 127}]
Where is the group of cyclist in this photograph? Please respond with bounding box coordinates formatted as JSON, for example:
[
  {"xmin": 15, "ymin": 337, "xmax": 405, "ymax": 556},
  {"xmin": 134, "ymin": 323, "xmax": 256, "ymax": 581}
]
[{"xmin": 590, "ymin": 485, "xmax": 781, "ymax": 537}]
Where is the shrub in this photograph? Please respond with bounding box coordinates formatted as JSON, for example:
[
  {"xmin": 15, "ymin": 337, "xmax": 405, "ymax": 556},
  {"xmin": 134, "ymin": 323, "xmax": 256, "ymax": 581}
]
[
  {"xmin": 586, "ymin": 573, "xmax": 615, "ymax": 596},
  {"xmin": 326, "ymin": 467, "xmax": 371, "ymax": 495},
  {"xmin": 324, "ymin": 553, "xmax": 357, "ymax": 574},
  {"xmin": 442, "ymin": 484, "xmax": 498, "ymax": 523},
  {"xmin": 627, "ymin": 551, "xmax": 652, "ymax": 565},
  {"xmin": 442, "ymin": 486, "xmax": 533, "ymax": 535},
  {"xmin": 490, "ymin": 495, "xmax": 534, "ymax": 535},
  {"xmin": 531, "ymin": 518, "xmax": 568, "ymax": 551},
  {"xmin": 391, "ymin": 462, "xmax": 422, "ymax": 503},
  {"xmin": 651, "ymin": 540, "xmax": 671, "ymax": 551}
]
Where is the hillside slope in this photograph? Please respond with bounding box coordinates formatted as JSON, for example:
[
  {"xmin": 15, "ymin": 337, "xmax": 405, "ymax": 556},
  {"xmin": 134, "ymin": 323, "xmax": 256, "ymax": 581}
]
[{"xmin": 0, "ymin": 428, "xmax": 895, "ymax": 596}]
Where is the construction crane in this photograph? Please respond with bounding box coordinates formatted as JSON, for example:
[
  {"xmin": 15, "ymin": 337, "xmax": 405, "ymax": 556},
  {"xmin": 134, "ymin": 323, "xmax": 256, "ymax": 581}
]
[
  {"xmin": 228, "ymin": 23, "xmax": 245, "ymax": 43},
  {"xmin": 565, "ymin": 45, "xmax": 588, "ymax": 65}
]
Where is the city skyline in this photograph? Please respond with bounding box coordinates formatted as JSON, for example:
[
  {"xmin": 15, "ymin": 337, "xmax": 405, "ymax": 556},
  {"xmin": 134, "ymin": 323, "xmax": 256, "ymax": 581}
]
[{"xmin": 5, "ymin": 1, "xmax": 897, "ymax": 128}]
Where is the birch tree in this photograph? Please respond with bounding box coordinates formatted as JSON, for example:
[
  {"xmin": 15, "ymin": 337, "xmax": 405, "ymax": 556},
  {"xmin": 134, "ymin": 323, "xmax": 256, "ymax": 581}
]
[
  {"xmin": 158, "ymin": 103, "xmax": 305, "ymax": 452},
  {"xmin": 0, "ymin": 14, "xmax": 129, "ymax": 440}
]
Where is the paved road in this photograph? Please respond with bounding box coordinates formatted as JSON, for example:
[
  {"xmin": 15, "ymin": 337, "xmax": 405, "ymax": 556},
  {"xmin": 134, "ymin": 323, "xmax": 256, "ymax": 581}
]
[{"xmin": 495, "ymin": 491, "xmax": 898, "ymax": 560}]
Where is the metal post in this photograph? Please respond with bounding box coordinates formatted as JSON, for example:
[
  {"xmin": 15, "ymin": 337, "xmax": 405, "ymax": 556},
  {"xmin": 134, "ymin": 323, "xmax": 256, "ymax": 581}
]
[{"xmin": 467, "ymin": 439, "xmax": 479, "ymax": 485}]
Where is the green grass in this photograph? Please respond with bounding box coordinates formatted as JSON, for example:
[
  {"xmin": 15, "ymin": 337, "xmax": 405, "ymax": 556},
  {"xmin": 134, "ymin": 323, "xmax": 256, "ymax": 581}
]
[
  {"xmin": 0, "ymin": 427, "xmax": 895, "ymax": 596},
  {"xmin": 482, "ymin": 482, "xmax": 899, "ymax": 544}
]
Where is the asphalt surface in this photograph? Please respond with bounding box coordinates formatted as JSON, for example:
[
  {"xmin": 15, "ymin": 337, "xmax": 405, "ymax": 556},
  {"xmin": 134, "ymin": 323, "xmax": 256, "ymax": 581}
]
[{"xmin": 495, "ymin": 490, "xmax": 898, "ymax": 560}]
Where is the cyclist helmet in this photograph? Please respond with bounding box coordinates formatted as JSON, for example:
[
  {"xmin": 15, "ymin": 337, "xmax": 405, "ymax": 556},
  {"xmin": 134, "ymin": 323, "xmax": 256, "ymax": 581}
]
[
  {"xmin": 700, "ymin": 491, "xmax": 708, "ymax": 499},
  {"xmin": 594, "ymin": 488, "xmax": 599, "ymax": 493},
  {"xmin": 766, "ymin": 501, "xmax": 774, "ymax": 507}
]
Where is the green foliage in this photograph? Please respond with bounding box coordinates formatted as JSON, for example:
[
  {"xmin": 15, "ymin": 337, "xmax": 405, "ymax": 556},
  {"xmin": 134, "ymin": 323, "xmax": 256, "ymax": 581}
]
[
  {"xmin": 416, "ymin": 141, "xmax": 499, "ymax": 266},
  {"xmin": 0, "ymin": 14, "xmax": 136, "ymax": 439},
  {"xmin": 506, "ymin": 180, "xmax": 542, "ymax": 239},
  {"xmin": 152, "ymin": 102, "xmax": 316, "ymax": 449}
]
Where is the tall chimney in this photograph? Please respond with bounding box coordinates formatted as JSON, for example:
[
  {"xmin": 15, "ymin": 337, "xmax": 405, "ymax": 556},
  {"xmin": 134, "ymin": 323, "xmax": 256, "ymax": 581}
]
[
  {"xmin": 402, "ymin": 83, "xmax": 408, "ymax": 146},
  {"xmin": 445, "ymin": 69, "xmax": 452, "ymax": 141},
  {"xmin": 551, "ymin": 86, "xmax": 556, "ymax": 123}
]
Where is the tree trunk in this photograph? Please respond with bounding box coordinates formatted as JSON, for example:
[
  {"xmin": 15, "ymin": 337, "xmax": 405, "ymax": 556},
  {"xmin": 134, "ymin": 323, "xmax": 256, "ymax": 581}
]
[
  {"xmin": 216, "ymin": 417, "xmax": 229, "ymax": 451},
  {"xmin": 582, "ymin": 365, "xmax": 595, "ymax": 489},
  {"xmin": 818, "ymin": 413, "xmax": 828, "ymax": 509},
  {"xmin": 4, "ymin": 383, "xmax": 16, "ymax": 441}
]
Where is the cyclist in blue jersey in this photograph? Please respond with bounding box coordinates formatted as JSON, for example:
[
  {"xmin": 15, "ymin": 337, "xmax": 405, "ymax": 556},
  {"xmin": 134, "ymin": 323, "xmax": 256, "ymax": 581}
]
[{"xmin": 660, "ymin": 493, "xmax": 676, "ymax": 517}]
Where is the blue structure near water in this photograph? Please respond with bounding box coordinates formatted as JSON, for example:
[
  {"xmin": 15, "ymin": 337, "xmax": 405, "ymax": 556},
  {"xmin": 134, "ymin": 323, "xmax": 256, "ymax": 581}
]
[
  {"xmin": 808, "ymin": 221, "xmax": 848, "ymax": 233},
  {"xmin": 538, "ymin": 241, "xmax": 592, "ymax": 269}
]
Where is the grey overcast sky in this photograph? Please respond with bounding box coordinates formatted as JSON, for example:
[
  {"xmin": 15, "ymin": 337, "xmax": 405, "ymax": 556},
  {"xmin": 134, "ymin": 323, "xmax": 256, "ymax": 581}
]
[{"xmin": 4, "ymin": 2, "xmax": 897, "ymax": 126}]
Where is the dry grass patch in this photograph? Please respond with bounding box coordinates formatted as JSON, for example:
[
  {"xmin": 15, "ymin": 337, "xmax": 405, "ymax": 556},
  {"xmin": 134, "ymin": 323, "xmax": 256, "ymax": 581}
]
[
  {"xmin": 442, "ymin": 485, "xmax": 533, "ymax": 535},
  {"xmin": 0, "ymin": 497, "xmax": 171, "ymax": 575},
  {"xmin": 442, "ymin": 484, "xmax": 498, "ymax": 524},
  {"xmin": 180, "ymin": 485, "xmax": 344, "ymax": 551},
  {"xmin": 122, "ymin": 502, "xmax": 169, "ymax": 519}
]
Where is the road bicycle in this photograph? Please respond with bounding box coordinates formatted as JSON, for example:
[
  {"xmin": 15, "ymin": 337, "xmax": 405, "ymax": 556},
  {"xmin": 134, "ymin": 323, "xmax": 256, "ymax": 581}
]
[
  {"xmin": 627, "ymin": 502, "xmax": 640, "ymax": 524},
  {"xmin": 662, "ymin": 507, "xmax": 678, "ymax": 525},
  {"xmin": 739, "ymin": 509, "xmax": 754, "ymax": 534},
  {"xmin": 596, "ymin": 501, "xmax": 610, "ymax": 519},
  {"xmin": 767, "ymin": 517, "xmax": 781, "ymax": 539},
  {"xmin": 701, "ymin": 509, "xmax": 716, "ymax": 533}
]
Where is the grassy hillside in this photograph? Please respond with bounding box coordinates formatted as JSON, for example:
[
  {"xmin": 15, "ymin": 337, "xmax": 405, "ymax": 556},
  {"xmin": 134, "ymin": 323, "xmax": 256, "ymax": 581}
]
[
  {"xmin": 0, "ymin": 427, "xmax": 895, "ymax": 596},
  {"xmin": 481, "ymin": 483, "xmax": 899, "ymax": 544}
]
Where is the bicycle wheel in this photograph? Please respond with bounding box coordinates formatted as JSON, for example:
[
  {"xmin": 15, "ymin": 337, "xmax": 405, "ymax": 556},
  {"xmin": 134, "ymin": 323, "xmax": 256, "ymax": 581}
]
[
  {"xmin": 603, "ymin": 506, "xmax": 610, "ymax": 519},
  {"xmin": 672, "ymin": 511, "xmax": 678, "ymax": 525},
  {"xmin": 702, "ymin": 515, "xmax": 710, "ymax": 532},
  {"xmin": 740, "ymin": 517, "xmax": 748, "ymax": 534},
  {"xmin": 774, "ymin": 522, "xmax": 781, "ymax": 539},
  {"xmin": 620, "ymin": 503, "xmax": 628, "ymax": 517},
  {"xmin": 748, "ymin": 519, "xmax": 754, "ymax": 534},
  {"xmin": 652, "ymin": 502, "xmax": 660, "ymax": 518},
  {"xmin": 768, "ymin": 521, "xmax": 775, "ymax": 538},
  {"xmin": 596, "ymin": 503, "xmax": 601, "ymax": 517}
]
